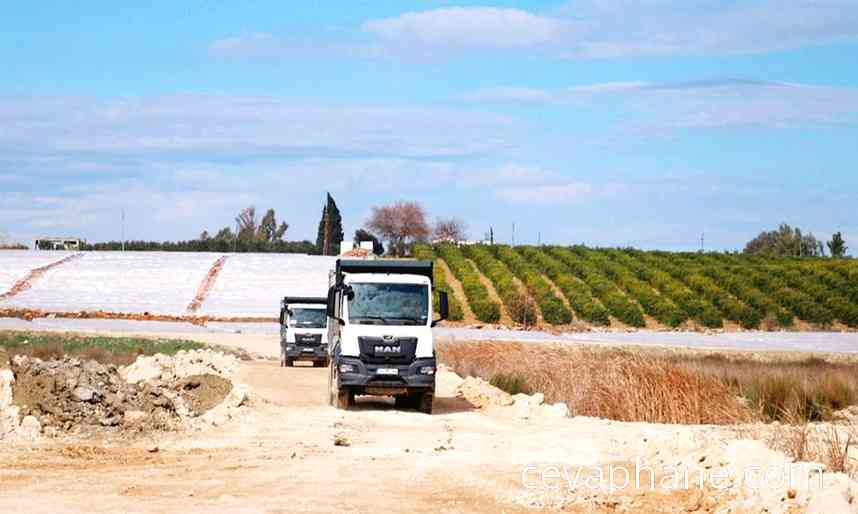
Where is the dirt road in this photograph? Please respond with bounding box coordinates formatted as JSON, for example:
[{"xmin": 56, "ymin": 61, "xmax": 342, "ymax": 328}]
[{"xmin": 0, "ymin": 336, "xmax": 758, "ymax": 513}]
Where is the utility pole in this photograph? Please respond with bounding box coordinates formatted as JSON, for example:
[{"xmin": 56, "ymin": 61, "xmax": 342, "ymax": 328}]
[
  {"xmin": 121, "ymin": 208, "xmax": 126, "ymax": 252},
  {"xmin": 233, "ymin": 219, "xmax": 239, "ymax": 253},
  {"xmin": 700, "ymin": 231, "xmax": 704, "ymax": 253},
  {"xmin": 538, "ymin": 231, "xmax": 542, "ymax": 246},
  {"xmin": 512, "ymin": 222, "xmax": 516, "ymax": 247}
]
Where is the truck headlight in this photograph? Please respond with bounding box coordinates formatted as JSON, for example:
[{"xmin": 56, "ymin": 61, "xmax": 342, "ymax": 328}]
[
  {"xmin": 339, "ymin": 363, "xmax": 356, "ymax": 374},
  {"xmin": 419, "ymin": 366, "xmax": 435, "ymax": 375},
  {"xmin": 286, "ymin": 345, "xmax": 295, "ymax": 351}
]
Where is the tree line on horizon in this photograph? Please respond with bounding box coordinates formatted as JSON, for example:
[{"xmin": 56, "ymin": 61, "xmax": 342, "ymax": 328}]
[
  {"xmin": 79, "ymin": 195, "xmax": 470, "ymax": 256},
  {"xmin": 34, "ymin": 194, "xmax": 851, "ymax": 259}
]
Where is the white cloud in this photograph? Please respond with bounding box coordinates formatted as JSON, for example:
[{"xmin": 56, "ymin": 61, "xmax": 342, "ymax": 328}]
[
  {"xmin": 362, "ymin": 1, "xmax": 858, "ymax": 58},
  {"xmin": 210, "ymin": 33, "xmax": 277, "ymax": 55},
  {"xmin": 208, "ymin": 2, "xmax": 858, "ymax": 60},
  {"xmin": 462, "ymin": 80, "xmax": 858, "ymax": 129},
  {"xmin": 460, "ymin": 87, "xmax": 555, "ymax": 103},
  {"xmin": 0, "ymin": 95, "xmax": 513, "ymax": 160},
  {"xmin": 363, "ymin": 8, "xmax": 562, "ymax": 51},
  {"xmin": 495, "ymin": 183, "xmax": 593, "ymax": 204}
]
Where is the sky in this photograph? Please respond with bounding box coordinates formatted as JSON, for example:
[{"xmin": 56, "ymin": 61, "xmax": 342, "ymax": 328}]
[{"xmin": 2, "ymin": 1, "xmax": 858, "ymax": 253}]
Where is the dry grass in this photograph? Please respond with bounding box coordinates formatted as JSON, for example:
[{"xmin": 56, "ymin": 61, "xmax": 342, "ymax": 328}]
[
  {"xmin": 677, "ymin": 354, "xmax": 858, "ymax": 422},
  {"xmin": 767, "ymin": 421, "xmax": 858, "ymax": 478},
  {"xmin": 437, "ymin": 340, "xmax": 750, "ymax": 425},
  {"xmin": 438, "ymin": 340, "xmax": 858, "ymax": 426}
]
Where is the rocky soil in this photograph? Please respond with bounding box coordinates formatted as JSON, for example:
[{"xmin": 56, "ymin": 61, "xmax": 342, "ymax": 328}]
[{"xmin": 0, "ymin": 349, "xmax": 249, "ymax": 441}]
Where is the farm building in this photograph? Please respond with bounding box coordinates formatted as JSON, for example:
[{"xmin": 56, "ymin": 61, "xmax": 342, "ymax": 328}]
[{"xmin": 34, "ymin": 237, "xmax": 84, "ymax": 251}]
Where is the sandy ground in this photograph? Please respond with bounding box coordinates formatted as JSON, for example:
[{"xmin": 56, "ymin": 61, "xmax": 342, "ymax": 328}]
[{"xmin": 0, "ymin": 331, "xmax": 758, "ymax": 513}]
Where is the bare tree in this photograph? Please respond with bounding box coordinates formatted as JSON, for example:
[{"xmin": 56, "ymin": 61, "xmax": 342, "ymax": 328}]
[
  {"xmin": 235, "ymin": 206, "xmax": 257, "ymax": 241},
  {"xmin": 433, "ymin": 217, "xmax": 468, "ymax": 243},
  {"xmin": 367, "ymin": 201, "xmax": 430, "ymax": 256}
]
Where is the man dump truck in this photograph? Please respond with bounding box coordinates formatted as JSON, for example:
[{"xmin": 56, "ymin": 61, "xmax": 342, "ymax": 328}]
[
  {"xmin": 280, "ymin": 296, "xmax": 330, "ymax": 367},
  {"xmin": 326, "ymin": 259, "xmax": 449, "ymax": 414}
]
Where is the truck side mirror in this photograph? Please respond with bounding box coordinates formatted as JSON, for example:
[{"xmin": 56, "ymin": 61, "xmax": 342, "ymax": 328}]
[
  {"xmin": 279, "ymin": 308, "xmax": 286, "ymax": 325},
  {"xmin": 326, "ymin": 287, "xmax": 336, "ymax": 318},
  {"xmin": 438, "ymin": 291, "xmax": 449, "ymax": 321}
]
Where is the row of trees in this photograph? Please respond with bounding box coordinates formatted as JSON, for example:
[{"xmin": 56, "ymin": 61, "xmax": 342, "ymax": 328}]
[
  {"xmin": 744, "ymin": 224, "xmax": 848, "ymax": 258},
  {"xmin": 79, "ymin": 194, "xmax": 468, "ymax": 257},
  {"xmin": 87, "ymin": 205, "xmax": 313, "ymax": 253}
]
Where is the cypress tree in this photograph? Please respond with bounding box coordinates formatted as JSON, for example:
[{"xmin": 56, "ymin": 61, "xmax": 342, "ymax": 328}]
[{"xmin": 316, "ymin": 193, "xmax": 344, "ymax": 255}]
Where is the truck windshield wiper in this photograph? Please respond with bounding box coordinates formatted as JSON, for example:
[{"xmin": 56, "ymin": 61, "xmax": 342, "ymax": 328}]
[
  {"xmin": 386, "ymin": 317, "xmax": 424, "ymax": 325},
  {"xmin": 352, "ymin": 315, "xmax": 391, "ymax": 325}
]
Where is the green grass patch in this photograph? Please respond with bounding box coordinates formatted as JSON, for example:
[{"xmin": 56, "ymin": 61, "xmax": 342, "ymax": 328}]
[{"xmin": 0, "ymin": 331, "xmax": 206, "ymax": 366}]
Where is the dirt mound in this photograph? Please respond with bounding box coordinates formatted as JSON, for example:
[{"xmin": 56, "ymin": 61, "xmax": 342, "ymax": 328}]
[
  {"xmin": 455, "ymin": 374, "xmax": 569, "ymax": 420},
  {"xmin": 1, "ymin": 349, "xmax": 247, "ymax": 441},
  {"xmin": 122, "ymin": 349, "xmax": 239, "ymax": 384},
  {"xmin": 176, "ymin": 374, "xmax": 233, "ymax": 416}
]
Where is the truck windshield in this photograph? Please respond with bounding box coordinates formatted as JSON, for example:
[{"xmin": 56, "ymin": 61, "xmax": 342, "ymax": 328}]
[
  {"xmin": 348, "ymin": 283, "xmax": 429, "ymax": 326},
  {"xmin": 289, "ymin": 308, "xmax": 327, "ymax": 328}
]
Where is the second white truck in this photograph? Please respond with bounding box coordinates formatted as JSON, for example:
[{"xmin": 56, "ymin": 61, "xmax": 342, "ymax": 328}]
[{"xmin": 280, "ymin": 296, "xmax": 330, "ymax": 367}]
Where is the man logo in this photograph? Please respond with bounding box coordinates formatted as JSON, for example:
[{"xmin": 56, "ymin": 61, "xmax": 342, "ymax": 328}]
[{"xmin": 374, "ymin": 345, "xmax": 401, "ymax": 354}]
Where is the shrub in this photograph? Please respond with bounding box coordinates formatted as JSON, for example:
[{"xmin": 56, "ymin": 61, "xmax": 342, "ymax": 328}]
[
  {"xmin": 548, "ymin": 247, "xmax": 645, "ymax": 327},
  {"xmin": 492, "ymin": 246, "xmax": 573, "ymax": 325},
  {"xmin": 412, "ymin": 244, "xmax": 464, "ymax": 321},
  {"xmin": 470, "ymin": 299, "xmax": 501, "ymax": 323},
  {"xmin": 436, "ymin": 244, "xmax": 501, "ymax": 323},
  {"xmin": 464, "ymin": 245, "xmax": 535, "ymax": 325}
]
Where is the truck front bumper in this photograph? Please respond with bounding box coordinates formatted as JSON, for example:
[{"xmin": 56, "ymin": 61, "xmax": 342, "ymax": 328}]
[
  {"xmin": 284, "ymin": 344, "xmax": 329, "ymax": 361},
  {"xmin": 336, "ymin": 356, "xmax": 436, "ymax": 394}
]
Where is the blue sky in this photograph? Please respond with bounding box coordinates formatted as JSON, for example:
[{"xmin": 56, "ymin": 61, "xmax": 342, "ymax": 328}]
[{"xmin": 2, "ymin": 1, "xmax": 858, "ymax": 253}]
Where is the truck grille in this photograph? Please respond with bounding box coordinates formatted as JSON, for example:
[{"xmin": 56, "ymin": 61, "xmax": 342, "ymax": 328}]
[
  {"xmin": 295, "ymin": 333, "xmax": 322, "ymax": 346},
  {"xmin": 357, "ymin": 337, "xmax": 417, "ymax": 364}
]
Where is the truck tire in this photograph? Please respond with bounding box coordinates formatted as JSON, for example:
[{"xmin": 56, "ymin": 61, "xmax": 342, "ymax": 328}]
[
  {"xmin": 336, "ymin": 388, "xmax": 353, "ymax": 410},
  {"xmin": 394, "ymin": 395, "xmax": 411, "ymax": 409},
  {"xmin": 285, "ymin": 358, "xmax": 293, "ymax": 367},
  {"xmin": 418, "ymin": 392, "xmax": 433, "ymax": 415}
]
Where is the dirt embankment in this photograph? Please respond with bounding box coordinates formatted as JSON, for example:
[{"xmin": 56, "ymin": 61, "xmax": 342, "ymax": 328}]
[
  {"xmin": 0, "ymin": 307, "xmax": 276, "ymax": 325},
  {"xmin": 186, "ymin": 256, "xmax": 228, "ymax": 314}
]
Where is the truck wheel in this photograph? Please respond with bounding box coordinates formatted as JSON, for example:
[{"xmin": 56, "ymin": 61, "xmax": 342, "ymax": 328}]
[
  {"xmin": 418, "ymin": 392, "xmax": 433, "ymax": 415},
  {"xmin": 285, "ymin": 358, "xmax": 293, "ymax": 367},
  {"xmin": 336, "ymin": 388, "xmax": 353, "ymax": 410},
  {"xmin": 394, "ymin": 395, "xmax": 411, "ymax": 409}
]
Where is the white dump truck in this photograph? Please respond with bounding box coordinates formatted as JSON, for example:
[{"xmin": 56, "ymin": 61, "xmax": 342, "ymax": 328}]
[
  {"xmin": 280, "ymin": 296, "xmax": 330, "ymax": 367},
  {"xmin": 326, "ymin": 259, "xmax": 449, "ymax": 414}
]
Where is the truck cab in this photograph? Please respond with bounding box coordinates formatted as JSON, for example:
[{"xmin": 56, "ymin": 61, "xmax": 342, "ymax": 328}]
[
  {"xmin": 280, "ymin": 296, "xmax": 330, "ymax": 367},
  {"xmin": 326, "ymin": 259, "xmax": 449, "ymax": 414}
]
